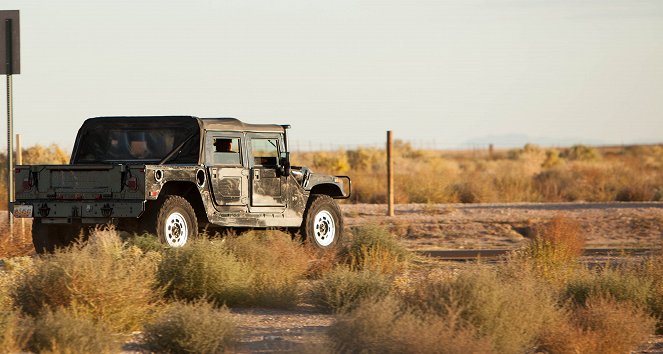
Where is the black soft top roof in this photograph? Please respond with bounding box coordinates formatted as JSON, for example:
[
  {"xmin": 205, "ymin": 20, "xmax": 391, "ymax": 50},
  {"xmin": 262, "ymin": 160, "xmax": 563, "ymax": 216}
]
[{"xmin": 79, "ymin": 116, "xmax": 285, "ymax": 133}]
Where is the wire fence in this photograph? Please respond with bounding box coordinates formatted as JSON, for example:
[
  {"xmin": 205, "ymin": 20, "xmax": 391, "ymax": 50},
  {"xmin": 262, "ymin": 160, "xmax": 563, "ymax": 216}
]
[
  {"xmin": 288, "ymin": 139, "xmax": 497, "ymax": 153},
  {"xmin": 288, "ymin": 139, "xmax": 663, "ymax": 153}
]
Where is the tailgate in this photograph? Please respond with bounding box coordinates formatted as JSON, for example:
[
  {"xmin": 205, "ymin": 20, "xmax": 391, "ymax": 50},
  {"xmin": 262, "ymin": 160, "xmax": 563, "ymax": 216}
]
[{"xmin": 15, "ymin": 164, "xmax": 140, "ymax": 200}]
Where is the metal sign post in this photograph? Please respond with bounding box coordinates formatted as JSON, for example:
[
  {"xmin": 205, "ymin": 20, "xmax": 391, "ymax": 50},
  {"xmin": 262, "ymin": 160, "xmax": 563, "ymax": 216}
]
[
  {"xmin": 6, "ymin": 62, "xmax": 12, "ymax": 227},
  {"xmin": 1, "ymin": 10, "xmax": 19, "ymax": 227}
]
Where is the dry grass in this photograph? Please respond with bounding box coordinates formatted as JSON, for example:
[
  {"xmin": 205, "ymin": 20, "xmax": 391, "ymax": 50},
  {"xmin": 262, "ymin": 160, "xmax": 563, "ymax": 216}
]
[
  {"xmin": 0, "ymin": 311, "xmax": 30, "ymax": 353},
  {"xmin": 540, "ymin": 296, "xmax": 656, "ymax": 354},
  {"xmin": 157, "ymin": 237, "xmax": 253, "ymax": 306},
  {"xmin": 304, "ymin": 244, "xmax": 341, "ymax": 279},
  {"xmin": 522, "ymin": 216, "xmax": 586, "ymax": 285},
  {"xmin": 329, "ymin": 295, "xmax": 494, "ymax": 354},
  {"xmin": 225, "ymin": 230, "xmax": 311, "ymax": 308},
  {"xmin": 328, "ymin": 261, "xmax": 658, "ymax": 354},
  {"xmin": 13, "ymin": 227, "xmax": 161, "ymax": 332},
  {"xmin": 404, "ymin": 270, "xmax": 561, "ymax": 354},
  {"xmin": 341, "ymin": 225, "xmax": 409, "ymax": 275},
  {"xmin": 1, "ymin": 141, "xmax": 662, "ymax": 208},
  {"xmin": 143, "ymin": 300, "xmax": 237, "ymax": 353},
  {"xmin": 26, "ymin": 308, "xmax": 120, "ymax": 354},
  {"xmin": 642, "ymin": 248, "xmax": 663, "ymax": 333},
  {"xmin": 308, "ymin": 225, "xmax": 410, "ymax": 312},
  {"xmin": 309, "ymin": 267, "xmax": 392, "ymax": 312},
  {"xmin": 0, "ymin": 221, "xmax": 33, "ymax": 258},
  {"xmin": 158, "ymin": 231, "xmax": 311, "ymax": 308},
  {"xmin": 293, "ymin": 143, "xmax": 663, "ymax": 204},
  {"xmin": 563, "ymin": 266, "xmax": 653, "ymax": 309}
]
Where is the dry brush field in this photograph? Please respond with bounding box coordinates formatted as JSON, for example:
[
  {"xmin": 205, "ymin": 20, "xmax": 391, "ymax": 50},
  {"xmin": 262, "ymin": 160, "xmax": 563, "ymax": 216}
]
[
  {"xmin": 0, "ymin": 143, "xmax": 662, "ymax": 353},
  {"xmin": 0, "ymin": 202, "xmax": 661, "ymax": 353}
]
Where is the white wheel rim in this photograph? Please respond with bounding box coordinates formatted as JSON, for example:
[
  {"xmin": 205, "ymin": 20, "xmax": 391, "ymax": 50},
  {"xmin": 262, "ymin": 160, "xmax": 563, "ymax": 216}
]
[
  {"xmin": 313, "ymin": 210, "xmax": 335, "ymax": 247},
  {"xmin": 165, "ymin": 212, "xmax": 188, "ymax": 247}
]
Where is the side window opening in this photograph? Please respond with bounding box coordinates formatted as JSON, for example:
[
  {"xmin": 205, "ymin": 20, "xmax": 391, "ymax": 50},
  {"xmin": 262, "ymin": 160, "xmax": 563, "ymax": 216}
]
[
  {"xmin": 212, "ymin": 137, "xmax": 241, "ymax": 165},
  {"xmin": 251, "ymin": 138, "xmax": 279, "ymax": 166}
]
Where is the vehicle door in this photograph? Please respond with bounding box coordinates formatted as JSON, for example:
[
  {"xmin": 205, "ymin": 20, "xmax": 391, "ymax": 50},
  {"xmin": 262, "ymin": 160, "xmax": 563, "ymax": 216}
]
[
  {"xmin": 247, "ymin": 134, "xmax": 286, "ymax": 210},
  {"xmin": 204, "ymin": 132, "xmax": 249, "ymax": 207}
]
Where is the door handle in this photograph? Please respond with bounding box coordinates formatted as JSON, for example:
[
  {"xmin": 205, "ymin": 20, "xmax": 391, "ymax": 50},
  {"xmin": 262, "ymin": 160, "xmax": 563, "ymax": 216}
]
[{"xmin": 254, "ymin": 169, "xmax": 260, "ymax": 180}]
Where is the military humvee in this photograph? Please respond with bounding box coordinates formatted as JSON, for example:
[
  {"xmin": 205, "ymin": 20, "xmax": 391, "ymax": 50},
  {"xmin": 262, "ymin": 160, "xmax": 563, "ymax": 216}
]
[{"xmin": 13, "ymin": 116, "xmax": 351, "ymax": 253}]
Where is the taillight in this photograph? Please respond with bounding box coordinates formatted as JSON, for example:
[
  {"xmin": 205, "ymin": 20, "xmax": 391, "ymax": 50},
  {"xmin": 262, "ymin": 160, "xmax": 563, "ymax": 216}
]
[
  {"xmin": 22, "ymin": 177, "xmax": 32, "ymax": 191},
  {"xmin": 127, "ymin": 176, "xmax": 138, "ymax": 191}
]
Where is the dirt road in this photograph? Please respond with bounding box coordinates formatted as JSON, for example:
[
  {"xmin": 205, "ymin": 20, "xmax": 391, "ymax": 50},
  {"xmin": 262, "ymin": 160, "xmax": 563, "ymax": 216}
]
[{"xmin": 342, "ymin": 202, "xmax": 663, "ymax": 250}]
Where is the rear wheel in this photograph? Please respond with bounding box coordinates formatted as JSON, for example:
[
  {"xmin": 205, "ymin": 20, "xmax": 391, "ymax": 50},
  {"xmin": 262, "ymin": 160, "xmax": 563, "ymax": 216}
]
[
  {"xmin": 301, "ymin": 194, "xmax": 343, "ymax": 250},
  {"xmin": 156, "ymin": 196, "xmax": 198, "ymax": 247},
  {"xmin": 32, "ymin": 220, "xmax": 82, "ymax": 254}
]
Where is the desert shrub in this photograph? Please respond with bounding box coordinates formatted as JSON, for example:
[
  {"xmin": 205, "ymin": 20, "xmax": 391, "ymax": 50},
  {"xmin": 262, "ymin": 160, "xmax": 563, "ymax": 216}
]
[
  {"xmin": 346, "ymin": 147, "xmax": 385, "ymax": 171},
  {"xmin": 533, "ymin": 168, "xmax": 575, "ymax": 202},
  {"xmin": 568, "ymin": 163, "xmax": 614, "ymax": 201},
  {"xmin": 641, "ymin": 251, "xmax": 663, "ymax": 332},
  {"xmin": 309, "ymin": 267, "xmax": 391, "ymax": 312},
  {"xmin": 655, "ymin": 187, "xmax": 663, "ymax": 201},
  {"xmin": 564, "ymin": 144, "xmax": 601, "ymax": 161},
  {"xmin": 403, "ymin": 270, "xmax": 561, "ymax": 354},
  {"xmin": 0, "ymin": 258, "xmax": 34, "ymax": 352},
  {"xmin": 625, "ymin": 145, "xmax": 663, "ymax": 169},
  {"xmin": 329, "ymin": 295, "xmax": 494, "ymax": 354},
  {"xmin": 0, "ymin": 257, "xmax": 33, "ymax": 313},
  {"xmin": 563, "ymin": 267, "xmax": 652, "ymax": 310},
  {"xmin": 509, "ymin": 144, "xmax": 546, "ymax": 173},
  {"xmin": 27, "ymin": 308, "xmax": 120, "ymax": 354},
  {"xmin": 304, "ymin": 244, "xmax": 341, "ymax": 279},
  {"xmin": 543, "ymin": 148, "xmax": 561, "ymax": 168},
  {"xmin": 342, "ymin": 225, "xmax": 409, "ymax": 274},
  {"xmin": 453, "ymin": 171, "xmax": 498, "ymax": 203},
  {"xmin": 524, "ymin": 216, "xmax": 585, "ymax": 285},
  {"xmin": 159, "ymin": 232, "xmax": 312, "ymax": 308},
  {"xmin": 396, "ymin": 157, "xmax": 459, "ymax": 203},
  {"xmin": 157, "ymin": 238, "xmax": 252, "ymax": 306},
  {"xmin": 541, "ymin": 296, "xmax": 656, "ymax": 354},
  {"xmin": 310, "ymin": 151, "xmax": 350, "ymax": 174},
  {"xmin": 13, "ymin": 227, "xmax": 160, "ymax": 332},
  {"xmin": 0, "ymin": 311, "xmax": 30, "ymax": 353},
  {"xmin": 143, "ymin": 300, "xmax": 237, "ymax": 354},
  {"xmin": 491, "ymin": 161, "xmax": 537, "ymax": 202},
  {"xmin": 615, "ymin": 182, "xmax": 655, "ymax": 201},
  {"xmin": 125, "ymin": 233, "xmax": 167, "ymax": 253},
  {"xmin": 22, "ymin": 144, "xmax": 70, "ymax": 164},
  {"xmin": 347, "ymin": 172, "xmax": 386, "ymax": 203},
  {"xmin": 225, "ymin": 230, "xmax": 310, "ymax": 308}
]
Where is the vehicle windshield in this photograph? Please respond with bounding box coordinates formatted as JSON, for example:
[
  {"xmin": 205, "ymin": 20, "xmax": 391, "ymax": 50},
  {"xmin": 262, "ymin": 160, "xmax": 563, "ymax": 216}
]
[{"xmin": 73, "ymin": 118, "xmax": 200, "ymax": 164}]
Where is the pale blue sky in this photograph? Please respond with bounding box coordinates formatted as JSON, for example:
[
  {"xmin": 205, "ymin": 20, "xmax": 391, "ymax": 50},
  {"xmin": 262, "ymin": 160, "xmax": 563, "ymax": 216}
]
[{"xmin": 2, "ymin": 0, "xmax": 663, "ymax": 150}]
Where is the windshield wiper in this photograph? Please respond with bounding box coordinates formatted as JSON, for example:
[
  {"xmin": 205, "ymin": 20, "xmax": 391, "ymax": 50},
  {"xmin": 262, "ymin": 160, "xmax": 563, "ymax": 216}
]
[{"xmin": 158, "ymin": 132, "xmax": 198, "ymax": 165}]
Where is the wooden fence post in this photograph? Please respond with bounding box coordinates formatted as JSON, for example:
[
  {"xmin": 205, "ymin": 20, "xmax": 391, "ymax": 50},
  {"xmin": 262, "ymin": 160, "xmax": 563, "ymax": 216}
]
[
  {"xmin": 387, "ymin": 131, "xmax": 394, "ymax": 217},
  {"xmin": 15, "ymin": 133, "xmax": 23, "ymax": 234}
]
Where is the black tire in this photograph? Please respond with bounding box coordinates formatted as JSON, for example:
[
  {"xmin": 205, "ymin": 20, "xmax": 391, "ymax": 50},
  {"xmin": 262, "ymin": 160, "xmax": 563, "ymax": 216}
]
[
  {"xmin": 301, "ymin": 194, "xmax": 343, "ymax": 250},
  {"xmin": 156, "ymin": 196, "xmax": 198, "ymax": 247},
  {"xmin": 31, "ymin": 219, "xmax": 81, "ymax": 254}
]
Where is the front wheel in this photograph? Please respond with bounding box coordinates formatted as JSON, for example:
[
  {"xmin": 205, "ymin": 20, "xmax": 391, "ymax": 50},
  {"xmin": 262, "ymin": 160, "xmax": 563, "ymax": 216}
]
[
  {"xmin": 301, "ymin": 195, "xmax": 343, "ymax": 250},
  {"xmin": 156, "ymin": 196, "xmax": 198, "ymax": 247}
]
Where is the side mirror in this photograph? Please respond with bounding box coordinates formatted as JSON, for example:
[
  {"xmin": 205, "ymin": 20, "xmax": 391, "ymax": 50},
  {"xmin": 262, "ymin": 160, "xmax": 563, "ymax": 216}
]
[{"xmin": 279, "ymin": 151, "xmax": 291, "ymax": 175}]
